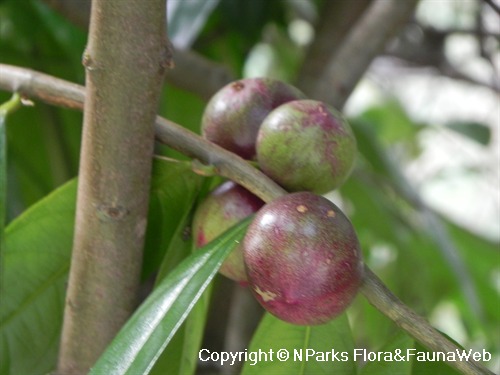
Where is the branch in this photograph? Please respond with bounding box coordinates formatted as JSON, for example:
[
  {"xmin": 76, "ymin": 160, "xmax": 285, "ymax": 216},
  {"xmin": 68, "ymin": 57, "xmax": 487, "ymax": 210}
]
[
  {"xmin": 0, "ymin": 64, "xmax": 493, "ymax": 375},
  {"xmin": 55, "ymin": 0, "xmax": 170, "ymax": 373},
  {"xmin": 482, "ymin": 0, "xmax": 500, "ymax": 16},
  {"xmin": 304, "ymin": 0, "xmax": 419, "ymax": 109},
  {"xmin": 297, "ymin": 0, "xmax": 373, "ymax": 95}
]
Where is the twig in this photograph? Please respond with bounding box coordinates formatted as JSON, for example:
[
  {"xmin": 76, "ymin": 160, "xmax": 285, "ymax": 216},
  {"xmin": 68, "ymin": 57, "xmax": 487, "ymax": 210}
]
[
  {"xmin": 482, "ymin": 0, "xmax": 500, "ymax": 16},
  {"xmin": 55, "ymin": 0, "xmax": 170, "ymax": 372},
  {"xmin": 360, "ymin": 266, "xmax": 491, "ymax": 375},
  {"xmin": 305, "ymin": 0, "xmax": 419, "ymax": 109},
  {"xmin": 297, "ymin": 0, "xmax": 372, "ymax": 95},
  {"xmin": 0, "ymin": 64, "xmax": 494, "ymax": 375}
]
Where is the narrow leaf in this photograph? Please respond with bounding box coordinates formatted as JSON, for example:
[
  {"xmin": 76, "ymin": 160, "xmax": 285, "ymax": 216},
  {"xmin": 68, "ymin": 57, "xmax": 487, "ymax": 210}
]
[
  {"xmin": 90, "ymin": 217, "xmax": 251, "ymax": 375},
  {"xmin": 241, "ymin": 312, "xmax": 356, "ymax": 375}
]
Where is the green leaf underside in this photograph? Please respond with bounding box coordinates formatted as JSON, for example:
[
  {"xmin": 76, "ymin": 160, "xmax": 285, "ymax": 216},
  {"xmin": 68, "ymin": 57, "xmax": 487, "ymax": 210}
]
[
  {"xmin": 0, "ymin": 179, "xmax": 77, "ymax": 375},
  {"xmin": 89, "ymin": 217, "xmax": 251, "ymax": 375},
  {"xmin": 242, "ymin": 312, "xmax": 356, "ymax": 375}
]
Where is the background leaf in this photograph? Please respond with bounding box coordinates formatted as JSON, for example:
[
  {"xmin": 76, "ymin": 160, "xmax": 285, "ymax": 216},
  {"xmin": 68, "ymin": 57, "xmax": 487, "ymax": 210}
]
[
  {"xmin": 0, "ymin": 179, "xmax": 76, "ymax": 375},
  {"xmin": 359, "ymin": 332, "xmax": 414, "ymax": 375},
  {"xmin": 141, "ymin": 159, "xmax": 205, "ymax": 280},
  {"xmin": 167, "ymin": 0, "xmax": 220, "ymax": 49},
  {"xmin": 445, "ymin": 121, "xmax": 491, "ymax": 146},
  {"xmin": 241, "ymin": 312, "xmax": 356, "ymax": 375}
]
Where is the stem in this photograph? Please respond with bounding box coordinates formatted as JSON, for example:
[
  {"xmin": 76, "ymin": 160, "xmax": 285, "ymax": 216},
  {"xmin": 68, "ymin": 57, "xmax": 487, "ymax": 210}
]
[
  {"xmin": 361, "ymin": 266, "xmax": 492, "ymax": 375},
  {"xmin": 0, "ymin": 64, "xmax": 494, "ymax": 375},
  {"xmin": 298, "ymin": 0, "xmax": 372, "ymax": 96},
  {"xmin": 56, "ymin": 0, "xmax": 170, "ymax": 373}
]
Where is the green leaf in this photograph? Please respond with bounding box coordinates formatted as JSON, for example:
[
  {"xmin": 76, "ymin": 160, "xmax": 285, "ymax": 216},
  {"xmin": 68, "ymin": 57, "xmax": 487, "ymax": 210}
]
[
  {"xmin": 0, "ymin": 159, "xmax": 209, "ymax": 375},
  {"xmin": 411, "ymin": 340, "xmax": 461, "ymax": 375},
  {"xmin": 0, "ymin": 179, "xmax": 77, "ymax": 375},
  {"xmin": 446, "ymin": 121, "xmax": 491, "ymax": 146},
  {"xmin": 90, "ymin": 217, "xmax": 251, "ymax": 375},
  {"xmin": 359, "ymin": 100, "xmax": 419, "ymax": 146},
  {"xmin": 149, "ymin": 176, "xmax": 220, "ymax": 375},
  {"xmin": 359, "ymin": 332, "xmax": 414, "ymax": 375},
  {"xmin": 141, "ymin": 159, "xmax": 205, "ymax": 280},
  {"xmin": 149, "ymin": 286, "xmax": 212, "ymax": 375},
  {"xmin": 1, "ymin": 108, "xmax": 8, "ymax": 264},
  {"xmin": 241, "ymin": 312, "xmax": 356, "ymax": 375},
  {"xmin": 0, "ymin": 93, "xmax": 22, "ymax": 233}
]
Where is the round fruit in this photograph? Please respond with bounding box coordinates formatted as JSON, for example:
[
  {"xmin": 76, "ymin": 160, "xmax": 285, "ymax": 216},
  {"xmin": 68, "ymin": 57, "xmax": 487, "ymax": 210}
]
[
  {"xmin": 201, "ymin": 78, "xmax": 305, "ymax": 160},
  {"xmin": 243, "ymin": 192, "xmax": 363, "ymax": 325},
  {"xmin": 192, "ymin": 181, "xmax": 264, "ymax": 283},
  {"xmin": 256, "ymin": 99, "xmax": 357, "ymax": 194}
]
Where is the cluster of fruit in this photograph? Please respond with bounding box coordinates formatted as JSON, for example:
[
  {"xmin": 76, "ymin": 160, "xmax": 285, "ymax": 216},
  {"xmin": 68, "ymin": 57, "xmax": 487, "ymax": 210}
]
[{"xmin": 192, "ymin": 78, "xmax": 363, "ymax": 325}]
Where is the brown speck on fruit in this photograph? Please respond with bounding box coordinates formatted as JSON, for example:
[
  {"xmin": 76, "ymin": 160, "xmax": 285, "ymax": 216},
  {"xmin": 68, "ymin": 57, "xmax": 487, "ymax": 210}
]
[
  {"xmin": 254, "ymin": 286, "xmax": 277, "ymax": 302},
  {"xmin": 296, "ymin": 204, "xmax": 308, "ymax": 213},
  {"xmin": 232, "ymin": 81, "xmax": 245, "ymax": 91},
  {"xmin": 327, "ymin": 210, "xmax": 335, "ymax": 218}
]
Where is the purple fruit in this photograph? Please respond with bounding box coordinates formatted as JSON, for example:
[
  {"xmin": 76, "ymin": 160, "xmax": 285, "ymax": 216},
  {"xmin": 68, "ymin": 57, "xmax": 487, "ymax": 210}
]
[
  {"xmin": 192, "ymin": 181, "xmax": 264, "ymax": 283},
  {"xmin": 201, "ymin": 78, "xmax": 305, "ymax": 160},
  {"xmin": 256, "ymin": 99, "xmax": 357, "ymax": 194},
  {"xmin": 243, "ymin": 192, "xmax": 363, "ymax": 325}
]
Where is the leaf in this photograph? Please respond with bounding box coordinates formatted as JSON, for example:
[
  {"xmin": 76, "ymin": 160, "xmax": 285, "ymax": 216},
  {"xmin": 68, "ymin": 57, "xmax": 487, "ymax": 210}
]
[
  {"xmin": 359, "ymin": 100, "xmax": 419, "ymax": 146},
  {"xmin": 90, "ymin": 217, "xmax": 251, "ymax": 375},
  {"xmin": 359, "ymin": 332, "xmax": 414, "ymax": 375},
  {"xmin": 0, "ymin": 179, "xmax": 77, "ymax": 375},
  {"xmin": 167, "ymin": 0, "xmax": 220, "ymax": 49},
  {"xmin": 411, "ymin": 340, "xmax": 461, "ymax": 375},
  {"xmin": 1, "ymin": 104, "xmax": 8, "ymax": 259},
  {"xmin": 446, "ymin": 121, "xmax": 491, "ymax": 146},
  {"xmin": 241, "ymin": 312, "xmax": 356, "ymax": 375},
  {"xmin": 149, "ymin": 286, "xmax": 212, "ymax": 375},
  {"xmin": 141, "ymin": 160, "xmax": 205, "ymax": 280},
  {"xmin": 0, "ymin": 159, "xmax": 209, "ymax": 375},
  {"xmin": 148, "ymin": 176, "xmax": 220, "ymax": 375}
]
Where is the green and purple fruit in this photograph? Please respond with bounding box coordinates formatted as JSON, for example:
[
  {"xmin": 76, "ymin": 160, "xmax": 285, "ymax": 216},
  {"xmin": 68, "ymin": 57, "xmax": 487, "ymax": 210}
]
[
  {"xmin": 243, "ymin": 192, "xmax": 363, "ymax": 325},
  {"xmin": 201, "ymin": 78, "xmax": 305, "ymax": 160},
  {"xmin": 192, "ymin": 181, "xmax": 264, "ymax": 283},
  {"xmin": 256, "ymin": 99, "xmax": 357, "ymax": 194}
]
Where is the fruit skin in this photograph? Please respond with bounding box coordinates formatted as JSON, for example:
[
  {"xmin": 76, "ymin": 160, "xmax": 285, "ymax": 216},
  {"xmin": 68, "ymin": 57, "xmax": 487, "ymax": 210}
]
[
  {"xmin": 201, "ymin": 78, "xmax": 305, "ymax": 160},
  {"xmin": 243, "ymin": 192, "xmax": 363, "ymax": 325},
  {"xmin": 256, "ymin": 99, "xmax": 357, "ymax": 194},
  {"xmin": 192, "ymin": 181, "xmax": 264, "ymax": 283}
]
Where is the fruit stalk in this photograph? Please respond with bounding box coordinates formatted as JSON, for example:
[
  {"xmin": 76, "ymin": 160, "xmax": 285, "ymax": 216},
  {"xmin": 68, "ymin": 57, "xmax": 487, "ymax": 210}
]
[{"xmin": 0, "ymin": 64, "xmax": 493, "ymax": 375}]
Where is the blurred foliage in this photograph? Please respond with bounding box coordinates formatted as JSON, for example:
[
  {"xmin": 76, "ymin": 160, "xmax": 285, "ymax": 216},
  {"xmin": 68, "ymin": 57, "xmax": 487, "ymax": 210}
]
[{"xmin": 0, "ymin": 0, "xmax": 498, "ymax": 374}]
